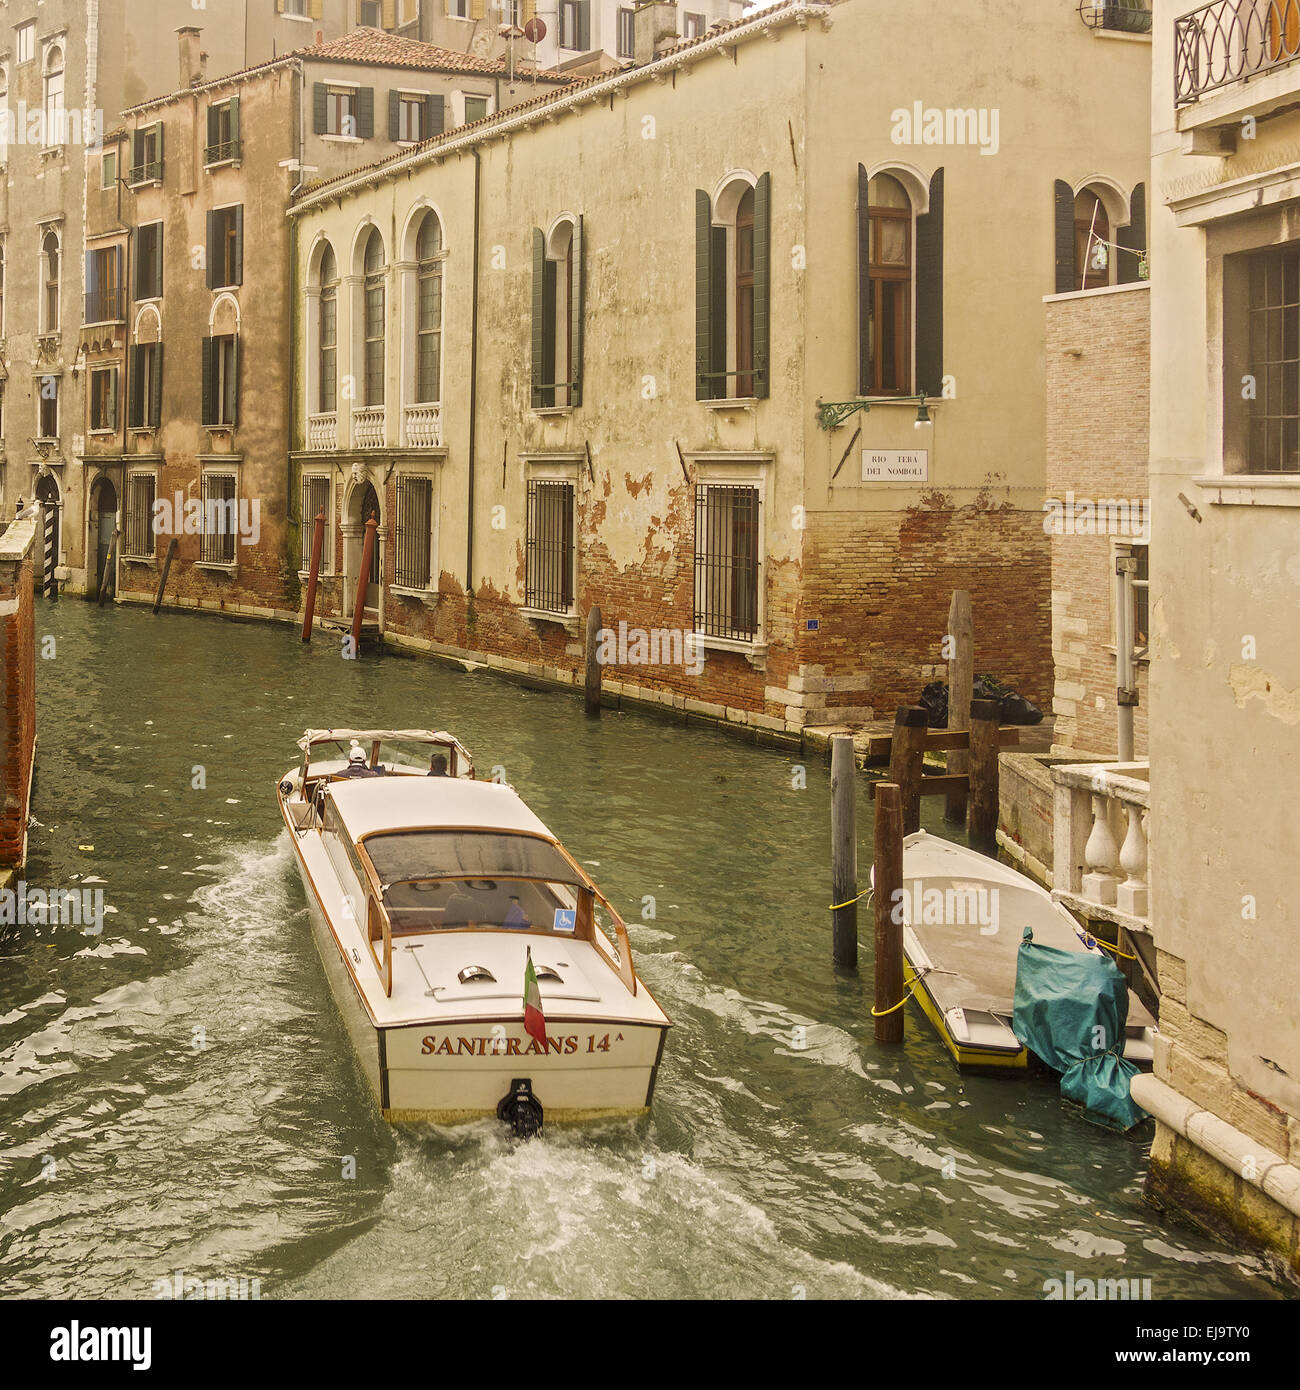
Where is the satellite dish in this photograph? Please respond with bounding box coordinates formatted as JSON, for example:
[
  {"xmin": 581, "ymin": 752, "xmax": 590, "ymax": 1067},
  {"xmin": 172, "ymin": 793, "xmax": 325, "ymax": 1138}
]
[{"xmin": 523, "ymin": 16, "xmax": 546, "ymax": 42}]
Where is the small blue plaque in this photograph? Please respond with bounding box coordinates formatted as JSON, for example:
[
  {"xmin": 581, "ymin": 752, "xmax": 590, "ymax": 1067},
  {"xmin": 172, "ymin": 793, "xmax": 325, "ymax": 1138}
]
[{"xmin": 553, "ymin": 908, "xmax": 576, "ymax": 933}]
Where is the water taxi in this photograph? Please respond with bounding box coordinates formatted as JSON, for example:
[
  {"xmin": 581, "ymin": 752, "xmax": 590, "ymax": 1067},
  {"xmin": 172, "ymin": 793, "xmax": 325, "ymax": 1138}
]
[
  {"xmin": 875, "ymin": 830, "xmax": 1156, "ymax": 1074},
  {"xmin": 278, "ymin": 729, "xmax": 670, "ymax": 1134}
]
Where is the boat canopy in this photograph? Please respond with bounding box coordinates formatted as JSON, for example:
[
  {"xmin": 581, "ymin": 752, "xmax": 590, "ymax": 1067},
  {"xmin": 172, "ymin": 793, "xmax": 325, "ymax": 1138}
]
[
  {"xmin": 367, "ymin": 830, "xmax": 584, "ymax": 889},
  {"xmin": 296, "ymin": 728, "xmax": 471, "ymax": 755}
]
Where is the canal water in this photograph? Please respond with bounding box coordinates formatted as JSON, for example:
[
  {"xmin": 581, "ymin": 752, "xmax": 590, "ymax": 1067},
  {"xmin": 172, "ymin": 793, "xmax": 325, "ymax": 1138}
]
[{"xmin": 0, "ymin": 600, "xmax": 1288, "ymax": 1300}]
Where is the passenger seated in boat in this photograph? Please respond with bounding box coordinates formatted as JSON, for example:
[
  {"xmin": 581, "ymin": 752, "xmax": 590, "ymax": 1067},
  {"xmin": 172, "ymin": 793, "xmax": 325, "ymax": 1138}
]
[
  {"xmin": 341, "ymin": 745, "xmax": 381, "ymax": 778},
  {"xmin": 427, "ymin": 753, "xmax": 448, "ymax": 776}
]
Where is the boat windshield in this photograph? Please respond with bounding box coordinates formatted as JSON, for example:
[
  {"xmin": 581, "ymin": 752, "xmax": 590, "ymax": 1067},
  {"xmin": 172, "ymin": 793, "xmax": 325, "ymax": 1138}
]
[{"xmin": 364, "ymin": 831, "xmax": 587, "ymax": 933}]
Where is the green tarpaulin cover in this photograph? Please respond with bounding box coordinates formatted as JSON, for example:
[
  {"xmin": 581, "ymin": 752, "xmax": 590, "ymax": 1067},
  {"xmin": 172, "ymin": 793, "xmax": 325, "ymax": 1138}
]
[{"xmin": 1011, "ymin": 927, "xmax": 1149, "ymax": 1131}]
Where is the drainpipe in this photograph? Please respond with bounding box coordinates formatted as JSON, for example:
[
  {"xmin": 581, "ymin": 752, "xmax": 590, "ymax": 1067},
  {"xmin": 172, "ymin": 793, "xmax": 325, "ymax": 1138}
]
[{"xmin": 467, "ymin": 146, "xmax": 481, "ymax": 599}]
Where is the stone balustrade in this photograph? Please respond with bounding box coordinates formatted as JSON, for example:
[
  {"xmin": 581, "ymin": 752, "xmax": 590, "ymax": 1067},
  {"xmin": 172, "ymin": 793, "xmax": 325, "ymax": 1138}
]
[
  {"xmin": 1051, "ymin": 760, "xmax": 1150, "ymax": 935},
  {"xmin": 403, "ymin": 402, "xmax": 442, "ymax": 448},
  {"xmin": 352, "ymin": 407, "xmax": 386, "ymax": 450},
  {"xmin": 306, "ymin": 412, "xmax": 337, "ymax": 451}
]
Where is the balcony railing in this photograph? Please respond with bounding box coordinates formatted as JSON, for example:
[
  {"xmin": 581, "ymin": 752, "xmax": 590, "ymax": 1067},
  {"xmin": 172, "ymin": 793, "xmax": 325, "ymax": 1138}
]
[
  {"xmin": 307, "ymin": 412, "xmax": 337, "ymax": 451},
  {"xmin": 1175, "ymin": 0, "xmax": 1300, "ymax": 106},
  {"xmin": 352, "ymin": 406, "xmax": 385, "ymax": 449},
  {"xmin": 204, "ymin": 137, "xmax": 242, "ymax": 166},
  {"xmin": 1078, "ymin": 1, "xmax": 1152, "ymax": 34},
  {"xmin": 84, "ymin": 288, "xmax": 126, "ymax": 324},
  {"xmin": 1051, "ymin": 761, "xmax": 1150, "ymax": 935},
  {"xmin": 402, "ymin": 402, "xmax": 442, "ymax": 448},
  {"xmin": 128, "ymin": 159, "xmax": 162, "ymax": 185}
]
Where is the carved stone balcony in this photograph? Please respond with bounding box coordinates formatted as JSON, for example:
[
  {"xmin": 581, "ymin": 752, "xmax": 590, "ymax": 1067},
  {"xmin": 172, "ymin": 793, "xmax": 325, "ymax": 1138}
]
[
  {"xmin": 402, "ymin": 402, "xmax": 442, "ymax": 448},
  {"xmin": 307, "ymin": 412, "xmax": 337, "ymax": 452},
  {"xmin": 352, "ymin": 406, "xmax": 386, "ymax": 450},
  {"xmin": 1051, "ymin": 760, "xmax": 1150, "ymax": 936}
]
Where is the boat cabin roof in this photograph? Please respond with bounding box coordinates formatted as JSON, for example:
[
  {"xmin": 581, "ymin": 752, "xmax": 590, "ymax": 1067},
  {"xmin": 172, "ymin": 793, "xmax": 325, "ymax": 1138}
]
[{"xmin": 327, "ymin": 774, "xmax": 555, "ymax": 842}]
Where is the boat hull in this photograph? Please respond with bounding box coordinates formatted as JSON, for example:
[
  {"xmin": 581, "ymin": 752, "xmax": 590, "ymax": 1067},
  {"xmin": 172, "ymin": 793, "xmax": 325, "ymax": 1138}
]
[{"xmin": 290, "ymin": 834, "xmax": 668, "ymax": 1125}]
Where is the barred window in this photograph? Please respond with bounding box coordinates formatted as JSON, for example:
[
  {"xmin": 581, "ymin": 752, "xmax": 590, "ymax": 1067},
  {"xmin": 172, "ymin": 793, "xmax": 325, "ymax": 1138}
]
[
  {"xmin": 1247, "ymin": 246, "xmax": 1300, "ymax": 473},
  {"xmin": 395, "ymin": 475, "xmax": 433, "ymax": 589},
  {"xmin": 200, "ymin": 472, "xmax": 237, "ymax": 565},
  {"xmin": 525, "ymin": 480, "xmax": 574, "ymax": 612},
  {"xmin": 694, "ymin": 484, "xmax": 759, "ymax": 640},
  {"xmin": 123, "ymin": 474, "xmax": 156, "ymax": 559},
  {"xmin": 302, "ymin": 475, "xmax": 330, "ymax": 574}
]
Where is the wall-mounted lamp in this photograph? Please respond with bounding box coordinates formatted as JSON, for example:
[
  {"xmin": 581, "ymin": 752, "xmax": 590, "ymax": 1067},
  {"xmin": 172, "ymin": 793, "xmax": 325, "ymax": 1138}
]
[{"xmin": 815, "ymin": 394, "xmax": 933, "ymax": 432}]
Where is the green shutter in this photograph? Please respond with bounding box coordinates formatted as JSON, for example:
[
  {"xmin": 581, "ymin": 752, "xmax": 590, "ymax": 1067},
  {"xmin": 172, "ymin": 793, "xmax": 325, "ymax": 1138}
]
[
  {"xmin": 753, "ymin": 172, "xmax": 770, "ymax": 400},
  {"xmin": 205, "ymin": 209, "xmax": 216, "ymax": 289},
  {"xmin": 313, "ymin": 82, "xmax": 328, "ymax": 135},
  {"xmin": 857, "ymin": 163, "xmax": 871, "ymax": 396},
  {"xmin": 153, "ymin": 224, "xmax": 164, "ymax": 297},
  {"xmin": 1117, "ymin": 183, "xmax": 1146, "ymax": 284},
  {"xmin": 132, "ymin": 127, "xmax": 143, "ymax": 175},
  {"xmin": 1055, "ymin": 179, "xmax": 1075, "ymax": 294},
  {"xmin": 427, "ymin": 92, "xmax": 444, "ymax": 136},
  {"xmin": 695, "ymin": 189, "xmax": 712, "ymax": 401},
  {"xmin": 232, "ymin": 205, "xmax": 244, "ymax": 286},
  {"xmin": 201, "ymin": 337, "xmax": 216, "ymax": 426},
  {"xmin": 358, "ymin": 87, "xmax": 375, "ymax": 139},
  {"xmin": 230, "ymin": 337, "xmax": 239, "ymax": 426},
  {"xmin": 915, "ymin": 167, "xmax": 944, "ymax": 398},
  {"xmin": 572, "ymin": 214, "xmax": 584, "ymax": 408},
  {"xmin": 388, "ymin": 89, "xmax": 401, "ymax": 141},
  {"xmin": 128, "ymin": 344, "xmax": 143, "ymax": 428},
  {"xmin": 229, "ymin": 95, "xmax": 240, "ymax": 153},
  {"xmin": 531, "ymin": 227, "xmax": 546, "ymax": 409},
  {"xmin": 708, "ymin": 224, "xmax": 726, "ymax": 397},
  {"xmin": 133, "ymin": 230, "xmax": 144, "ymax": 294},
  {"xmin": 151, "ymin": 344, "xmax": 164, "ymax": 427},
  {"xmin": 156, "ymin": 121, "xmax": 164, "ymax": 179}
]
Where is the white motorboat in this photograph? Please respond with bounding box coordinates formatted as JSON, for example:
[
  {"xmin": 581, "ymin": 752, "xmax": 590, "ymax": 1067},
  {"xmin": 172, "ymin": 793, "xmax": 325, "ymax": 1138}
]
[
  {"xmin": 278, "ymin": 729, "xmax": 670, "ymax": 1133},
  {"xmin": 872, "ymin": 829, "xmax": 1157, "ymax": 1073}
]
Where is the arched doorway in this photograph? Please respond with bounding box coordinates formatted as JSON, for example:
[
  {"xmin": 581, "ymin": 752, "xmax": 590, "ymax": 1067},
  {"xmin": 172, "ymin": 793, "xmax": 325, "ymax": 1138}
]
[
  {"xmin": 90, "ymin": 477, "xmax": 117, "ymax": 600},
  {"xmin": 344, "ymin": 477, "xmax": 382, "ymax": 623},
  {"xmin": 35, "ymin": 473, "xmax": 60, "ymax": 597}
]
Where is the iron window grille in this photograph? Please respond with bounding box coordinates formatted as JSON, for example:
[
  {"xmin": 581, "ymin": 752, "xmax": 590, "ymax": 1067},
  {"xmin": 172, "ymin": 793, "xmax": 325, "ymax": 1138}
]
[
  {"xmin": 200, "ymin": 473, "xmax": 238, "ymax": 564},
  {"xmin": 302, "ymin": 475, "xmax": 331, "ymax": 573},
  {"xmin": 123, "ymin": 475, "xmax": 156, "ymax": 559},
  {"xmin": 1247, "ymin": 246, "xmax": 1300, "ymax": 472},
  {"xmin": 395, "ymin": 475, "xmax": 434, "ymax": 588},
  {"xmin": 525, "ymin": 479, "xmax": 574, "ymax": 612},
  {"xmin": 693, "ymin": 483, "xmax": 760, "ymax": 641}
]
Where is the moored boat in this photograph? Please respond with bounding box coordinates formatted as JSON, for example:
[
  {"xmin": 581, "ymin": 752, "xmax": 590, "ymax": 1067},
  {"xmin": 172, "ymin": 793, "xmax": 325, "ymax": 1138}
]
[
  {"xmin": 873, "ymin": 830, "xmax": 1156, "ymax": 1073},
  {"xmin": 278, "ymin": 729, "xmax": 670, "ymax": 1133}
]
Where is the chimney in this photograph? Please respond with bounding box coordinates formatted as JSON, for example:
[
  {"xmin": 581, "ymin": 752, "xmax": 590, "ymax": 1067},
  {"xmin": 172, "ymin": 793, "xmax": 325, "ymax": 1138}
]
[
  {"xmin": 177, "ymin": 25, "xmax": 203, "ymax": 87},
  {"xmin": 633, "ymin": 1, "xmax": 678, "ymax": 66}
]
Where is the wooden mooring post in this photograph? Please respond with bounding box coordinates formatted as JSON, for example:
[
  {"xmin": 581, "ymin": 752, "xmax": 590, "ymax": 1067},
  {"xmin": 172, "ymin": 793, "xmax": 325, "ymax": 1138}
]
[
  {"xmin": 873, "ymin": 781, "xmax": 905, "ymax": 1043},
  {"xmin": 584, "ymin": 605, "xmax": 602, "ymax": 716},
  {"xmin": 829, "ymin": 733, "xmax": 857, "ymax": 969},
  {"xmin": 97, "ymin": 529, "xmax": 118, "ymax": 607},
  {"xmin": 348, "ymin": 515, "xmax": 377, "ymax": 656},
  {"xmin": 301, "ymin": 509, "xmax": 325, "ymax": 642},
  {"xmin": 41, "ymin": 502, "xmax": 57, "ymax": 600},
  {"xmin": 152, "ymin": 537, "xmax": 178, "ymax": 615},
  {"xmin": 944, "ymin": 590, "xmax": 973, "ymax": 824},
  {"xmin": 967, "ymin": 697, "xmax": 1001, "ymax": 856},
  {"xmin": 888, "ymin": 706, "xmax": 929, "ymax": 835}
]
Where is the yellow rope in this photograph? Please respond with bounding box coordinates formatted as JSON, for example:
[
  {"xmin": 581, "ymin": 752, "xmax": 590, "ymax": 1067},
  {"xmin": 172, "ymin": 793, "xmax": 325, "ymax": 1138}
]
[
  {"xmin": 1085, "ymin": 934, "xmax": 1137, "ymax": 961},
  {"xmin": 828, "ymin": 888, "xmax": 870, "ymax": 911},
  {"xmin": 870, "ymin": 974, "xmax": 924, "ymax": 1018}
]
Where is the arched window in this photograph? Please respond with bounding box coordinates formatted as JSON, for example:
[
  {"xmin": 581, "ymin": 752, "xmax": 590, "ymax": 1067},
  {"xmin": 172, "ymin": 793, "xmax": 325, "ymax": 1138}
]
[
  {"xmin": 532, "ymin": 216, "xmax": 580, "ymax": 409},
  {"xmin": 694, "ymin": 175, "xmax": 770, "ymax": 402},
  {"xmin": 41, "ymin": 228, "xmax": 60, "ymax": 332},
  {"xmin": 318, "ymin": 244, "xmax": 337, "ymax": 413},
  {"xmin": 362, "ymin": 229, "xmax": 385, "ymax": 407},
  {"xmin": 865, "ymin": 173, "xmax": 912, "ymax": 394},
  {"xmin": 415, "ymin": 216, "xmax": 442, "ymax": 404},
  {"xmin": 43, "ymin": 44, "xmax": 64, "ymax": 144},
  {"xmin": 1075, "ymin": 188, "xmax": 1110, "ymax": 292}
]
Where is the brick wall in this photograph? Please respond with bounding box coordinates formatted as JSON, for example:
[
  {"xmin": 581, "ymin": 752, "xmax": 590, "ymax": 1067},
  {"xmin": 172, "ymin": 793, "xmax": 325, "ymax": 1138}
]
[
  {"xmin": 0, "ymin": 516, "xmax": 38, "ymax": 870},
  {"xmin": 1045, "ymin": 283, "xmax": 1150, "ymax": 756}
]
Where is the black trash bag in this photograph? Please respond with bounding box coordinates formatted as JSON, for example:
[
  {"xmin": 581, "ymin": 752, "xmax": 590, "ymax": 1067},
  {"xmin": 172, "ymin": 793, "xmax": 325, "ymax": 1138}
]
[
  {"xmin": 999, "ymin": 691, "xmax": 1043, "ymax": 725},
  {"xmin": 918, "ymin": 680, "xmax": 949, "ymax": 728}
]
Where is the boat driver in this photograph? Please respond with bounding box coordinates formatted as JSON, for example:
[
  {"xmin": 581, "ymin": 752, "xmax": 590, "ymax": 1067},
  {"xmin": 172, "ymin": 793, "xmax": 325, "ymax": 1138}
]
[
  {"xmin": 427, "ymin": 753, "xmax": 448, "ymax": 776},
  {"xmin": 342, "ymin": 745, "xmax": 381, "ymax": 778}
]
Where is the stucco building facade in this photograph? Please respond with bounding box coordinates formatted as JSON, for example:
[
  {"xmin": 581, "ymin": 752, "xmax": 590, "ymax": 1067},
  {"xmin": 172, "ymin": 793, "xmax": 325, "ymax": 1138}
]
[{"xmin": 288, "ymin": 0, "xmax": 1150, "ymax": 728}]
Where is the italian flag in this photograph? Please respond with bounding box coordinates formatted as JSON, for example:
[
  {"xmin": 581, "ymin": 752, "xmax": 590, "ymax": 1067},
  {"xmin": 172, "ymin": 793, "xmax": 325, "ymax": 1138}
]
[{"xmin": 523, "ymin": 946, "xmax": 548, "ymax": 1047}]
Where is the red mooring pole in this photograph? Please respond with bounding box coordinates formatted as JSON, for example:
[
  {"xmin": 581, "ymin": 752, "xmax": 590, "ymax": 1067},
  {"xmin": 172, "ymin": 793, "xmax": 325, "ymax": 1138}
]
[
  {"xmin": 301, "ymin": 509, "xmax": 325, "ymax": 643},
  {"xmin": 349, "ymin": 513, "xmax": 377, "ymax": 656}
]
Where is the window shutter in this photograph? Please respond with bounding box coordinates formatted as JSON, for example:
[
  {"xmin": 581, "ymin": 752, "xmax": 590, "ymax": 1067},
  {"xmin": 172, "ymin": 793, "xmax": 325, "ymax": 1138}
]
[
  {"xmin": 110, "ymin": 369, "xmax": 119, "ymax": 429},
  {"xmin": 1117, "ymin": 182, "xmax": 1147, "ymax": 284},
  {"xmin": 531, "ymin": 228, "xmax": 546, "ymax": 408},
  {"xmin": 85, "ymin": 249, "xmax": 99, "ymax": 303},
  {"xmin": 201, "ymin": 337, "xmax": 216, "ymax": 426},
  {"xmin": 915, "ymin": 166, "xmax": 944, "ymax": 398},
  {"xmin": 388, "ymin": 89, "xmax": 401, "ymax": 141},
  {"xmin": 233, "ymin": 205, "xmax": 244, "ymax": 286},
  {"xmin": 358, "ymin": 87, "xmax": 375, "ymax": 139},
  {"xmin": 695, "ymin": 189, "xmax": 712, "ymax": 401},
  {"xmin": 153, "ymin": 224, "xmax": 164, "ymax": 297},
  {"xmin": 1054, "ymin": 179, "xmax": 1075, "ymax": 294},
  {"xmin": 133, "ymin": 235, "xmax": 143, "ymax": 297},
  {"xmin": 229, "ymin": 96, "xmax": 241, "ymax": 151},
  {"xmin": 857, "ymin": 163, "xmax": 871, "ymax": 396},
  {"xmin": 579, "ymin": 3, "xmax": 591, "ymax": 50},
  {"xmin": 156, "ymin": 121, "xmax": 164, "ymax": 178},
  {"xmin": 151, "ymin": 345, "xmax": 164, "ymax": 427},
  {"xmin": 132, "ymin": 127, "xmax": 143, "ymax": 173},
  {"xmin": 753, "ymin": 171, "xmax": 770, "ymax": 400},
  {"xmin": 382, "ymin": 0, "xmax": 397, "ymax": 25},
  {"xmin": 311, "ymin": 0, "xmax": 324, "ymax": 18},
  {"xmin": 129, "ymin": 344, "xmax": 143, "ymax": 427},
  {"xmin": 426, "ymin": 93, "xmax": 444, "ymax": 136},
  {"xmin": 313, "ymin": 82, "xmax": 328, "ymax": 135},
  {"xmin": 206, "ymin": 103, "xmax": 218, "ymax": 154},
  {"xmin": 572, "ymin": 215, "xmax": 584, "ymax": 407},
  {"xmin": 471, "ymin": 0, "xmax": 485, "ymax": 18},
  {"xmin": 205, "ymin": 210, "xmax": 216, "ymax": 289},
  {"xmin": 230, "ymin": 338, "xmax": 240, "ymax": 426}
]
